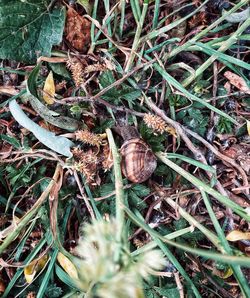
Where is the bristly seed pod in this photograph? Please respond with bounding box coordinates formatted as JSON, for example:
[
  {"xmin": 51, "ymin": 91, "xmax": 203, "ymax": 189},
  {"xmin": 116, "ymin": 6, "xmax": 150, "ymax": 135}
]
[{"xmin": 119, "ymin": 126, "xmax": 157, "ymax": 183}]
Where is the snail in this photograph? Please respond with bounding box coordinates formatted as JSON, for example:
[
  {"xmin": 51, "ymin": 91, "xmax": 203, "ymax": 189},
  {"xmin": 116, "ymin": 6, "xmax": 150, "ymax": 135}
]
[{"xmin": 119, "ymin": 126, "xmax": 157, "ymax": 183}]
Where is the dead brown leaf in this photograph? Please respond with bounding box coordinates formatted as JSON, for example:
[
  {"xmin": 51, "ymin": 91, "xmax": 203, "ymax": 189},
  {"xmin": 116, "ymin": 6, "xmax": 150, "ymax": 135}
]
[
  {"xmin": 65, "ymin": 7, "xmax": 91, "ymax": 52},
  {"xmin": 0, "ymin": 86, "xmax": 19, "ymax": 96},
  {"xmin": 0, "ymin": 143, "xmax": 13, "ymax": 159},
  {"xmin": 49, "ymin": 166, "xmax": 63, "ymax": 239},
  {"xmin": 226, "ymin": 230, "xmax": 250, "ymax": 242},
  {"xmin": 224, "ymin": 71, "xmax": 250, "ymax": 95}
]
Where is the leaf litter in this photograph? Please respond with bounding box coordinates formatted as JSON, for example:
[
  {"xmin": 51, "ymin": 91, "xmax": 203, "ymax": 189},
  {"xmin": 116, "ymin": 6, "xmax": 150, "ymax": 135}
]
[{"xmin": 0, "ymin": 0, "xmax": 250, "ymax": 297}]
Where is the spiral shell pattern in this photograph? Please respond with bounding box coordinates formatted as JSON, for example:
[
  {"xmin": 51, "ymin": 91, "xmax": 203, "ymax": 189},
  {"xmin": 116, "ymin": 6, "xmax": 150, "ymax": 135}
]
[{"xmin": 120, "ymin": 138, "xmax": 157, "ymax": 183}]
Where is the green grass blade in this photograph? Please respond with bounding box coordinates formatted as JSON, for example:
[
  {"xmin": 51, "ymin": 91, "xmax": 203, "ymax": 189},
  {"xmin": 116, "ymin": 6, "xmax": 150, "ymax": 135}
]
[
  {"xmin": 37, "ymin": 249, "xmax": 58, "ymax": 298},
  {"xmin": 167, "ymin": 153, "xmax": 216, "ymax": 174},
  {"xmin": 144, "ymin": 55, "xmax": 238, "ymax": 124},
  {"xmin": 156, "ymin": 152, "xmax": 250, "ymax": 221},
  {"xmin": 124, "ymin": 206, "xmax": 250, "ymax": 267},
  {"xmin": 192, "ymin": 41, "xmax": 250, "ymax": 70},
  {"xmin": 3, "ymin": 237, "xmax": 47, "ymax": 297},
  {"xmin": 201, "ymin": 191, "xmax": 250, "ymax": 297}
]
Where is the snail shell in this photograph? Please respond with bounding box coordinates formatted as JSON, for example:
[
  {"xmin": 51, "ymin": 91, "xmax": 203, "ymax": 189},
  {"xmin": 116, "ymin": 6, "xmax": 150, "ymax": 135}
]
[{"xmin": 120, "ymin": 138, "xmax": 157, "ymax": 183}]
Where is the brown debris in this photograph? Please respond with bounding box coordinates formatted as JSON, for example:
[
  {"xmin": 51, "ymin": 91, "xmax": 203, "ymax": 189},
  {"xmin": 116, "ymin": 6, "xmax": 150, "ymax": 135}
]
[
  {"xmin": 64, "ymin": 7, "xmax": 91, "ymax": 52},
  {"xmin": 66, "ymin": 56, "xmax": 84, "ymax": 87},
  {"xmin": 222, "ymin": 143, "xmax": 250, "ymax": 174},
  {"xmin": 73, "ymin": 148, "xmax": 98, "ymax": 184},
  {"xmin": 224, "ymin": 71, "xmax": 250, "ymax": 95},
  {"xmin": 101, "ymin": 144, "xmax": 113, "ymax": 171},
  {"xmin": 75, "ymin": 129, "xmax": 107, "ymax": 149}
]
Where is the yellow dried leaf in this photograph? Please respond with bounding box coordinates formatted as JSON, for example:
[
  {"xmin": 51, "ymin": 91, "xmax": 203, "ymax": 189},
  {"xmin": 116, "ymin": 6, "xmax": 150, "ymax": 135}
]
[
  {"xmin": 43, "ymin": 71, "xmax": 55, "ymax": 104},
  {"xmin": 223, "ymin": 267, "xmax": 233, "ymax": 279},
  {"xmin": 165, "ymin": 126, "xmax": 177, "ymax": 137},
  {"xmin": 226, "ymin": 230, "xmax": 250, "ymax": 242},
  {"xmin": 247, "ymin": 120, "xmax": 250, "ymax": 136},
  {"xmin": 24, "ymin": 255, "xmax": 49, "ymax": 283},
  {"xmin": 57, "ymin": 252, "xmax": 79, "ymax": 279}
]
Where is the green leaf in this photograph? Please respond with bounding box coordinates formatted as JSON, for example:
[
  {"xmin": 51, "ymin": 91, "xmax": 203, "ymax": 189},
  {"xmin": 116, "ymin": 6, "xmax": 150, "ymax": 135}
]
[
  {"xmin": 99, "ymin": 70, "xmax": 141, "ymax": 104},
  {"xmin": 77, "ymin": 0, "xmax": 92, "ymax": 15},
  {"xmin": 128, "ymin": 190, "xmax": 147, "ymax": 211},
  {"xmin": 55, "ymin": 264, "xmax": 80, "ymax": 290},
  {"xmin": 99, "ymin": 183, "xmax": 115, "ymax": 197},
  {"xmin": 49, "ymin": 63, "xmax": 71, "ymax": 79},
  {"xmin": 154, "ymin": 286, "xmax": 180, "ymax": 298},
  {"xmin": 27, "ymin": 64, "xmax": 79, "ymax": 132},
  {"xmin": 131, "ymin": 184, "xmax": 150, "ymax": 197},
  {"xmin": 45, "ymin": 284, "xmax": 63, "ymax": 298},
  {"xmin": 99, "ymin": 70, "xmax": 115, "ymax": 87},
  {"xmin": 0, "ymin": 134, "xmax": 21, "ymax": 149},
  {"xmin": 217, "ymin": 116, "xmax": 233, "ymax": 134},
  {"xmin": 9, "ymin": 99, "xmax": 74, "ymax": 157},
  {"xmin": 0, "ymin": 0, "xmax": 65, "ymax": 63},
  {"xmin": 140, "ymin": 123, "xmax": 165, "ymax": 152}
]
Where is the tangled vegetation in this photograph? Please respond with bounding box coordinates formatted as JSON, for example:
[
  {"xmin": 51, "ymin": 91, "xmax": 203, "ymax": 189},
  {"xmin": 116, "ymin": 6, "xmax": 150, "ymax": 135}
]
[{"xmin": 0, "ymin": 0, "xmax": 250, "ymax": 297}]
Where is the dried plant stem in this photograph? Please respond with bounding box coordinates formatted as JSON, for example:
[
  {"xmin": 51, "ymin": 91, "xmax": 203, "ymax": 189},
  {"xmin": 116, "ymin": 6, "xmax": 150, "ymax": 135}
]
[
  {"xmin": 58, "ymin": 95, "xmax": 144, "ymax": 116},
  {"xmin": 73, "ymin": 171, "xmax": 95, "ymax": 220},
  {"xmin": 157, "ymin": 152, "xmax": 250, "ymax": 221},
  {"xmin": 106, "ymin": 128, "xmax": 125, "ymax": 261},
  {"xmin": 144, "ymin": 97, "xmax": 246, "ymax": 195},
  {"xmin": 93, "ymin": 59, "xmax": 154, "ymax": 99},
  {"xmin": 164, "ymin": 0, "xmax": 249, "ymax": 61},
  {"xmin": 0, "ymin": 163, "xmax": 61, "ymax": 255},
  {"xmin": 184, "ymin": 127, "xmax": 249, "ymax": 193},
  {"xmin": 145, "ymin": 97, "xmax": 208, "ymax": 160},
  {"xmin": 61, "ymin": 59, "xmax": 155, "ymax": 103},
  {"xmin": 174, "ymin": 272, "xmax": 184, "ymax": 298}
]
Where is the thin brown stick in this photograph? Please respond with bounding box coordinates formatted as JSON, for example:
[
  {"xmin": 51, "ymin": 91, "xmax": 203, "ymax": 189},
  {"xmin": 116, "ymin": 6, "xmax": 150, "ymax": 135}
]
[
  {"xmin": 56, "ymin": 96, "xmax": 144, "ymax": 117},
  {"xmin": 61, "ymin": 59, "xmax": 156, "ymax": 103},
  {"xmin": 144, "ymin": 97, "xmax": 236, "ymax": 197},
  {"xmin": 73, "ymin": 170, "xmax": 95, "ymax": 219},
  {"xmin": 174, "ymin": 272, "xmax": 184, "ymax": 298},
  {"xmin": 184, "ymin": 127, "xmax": 249, "ymax": 194}
]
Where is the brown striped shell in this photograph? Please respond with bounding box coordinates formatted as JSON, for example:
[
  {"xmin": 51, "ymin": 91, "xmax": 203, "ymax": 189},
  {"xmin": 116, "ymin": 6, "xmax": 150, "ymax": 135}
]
[{"xmin": 120, "ymin": 138, "xmax": 157, "ymax": 183}]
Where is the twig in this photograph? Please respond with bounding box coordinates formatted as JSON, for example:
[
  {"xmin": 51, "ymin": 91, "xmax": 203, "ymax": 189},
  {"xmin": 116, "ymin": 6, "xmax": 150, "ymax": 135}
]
[
  {"xmin": 0, "ymin": 153, "xmax": 59, "ymax": 163},
  {"xmin": 144, "ymin": 97, "xmax": 247, "ymax": 196},
  {"xmin": 57, "ymin": 96, "xmax": 144, "ymax": 117},
  {"xmin": 174, "ymin": 272, "xmax": 184, "ymax": 298},
  {"xmin": 184, "ymin": 127, "xmax": 249, "ymax": 194},
  {"xmin": 73, "ymin": 171, "xmax": 95, "ymax": 220},
  {"xmin": 61, "ymin": 59, "xmax": 156, "ymax": 103}
]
